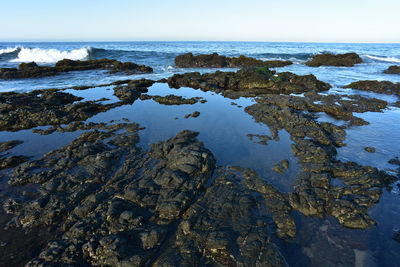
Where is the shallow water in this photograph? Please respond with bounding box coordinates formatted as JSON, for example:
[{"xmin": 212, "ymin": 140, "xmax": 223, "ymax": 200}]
[{"xmin": 1, "ymin": 42, "xmax": 400, "ymax": 266}]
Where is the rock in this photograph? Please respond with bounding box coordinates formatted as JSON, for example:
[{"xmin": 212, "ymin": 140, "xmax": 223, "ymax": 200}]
[
  {"xmin": 153, "ymin": 167, "xmax": 291, "ymax": 266},
  {"xmin": 0, "ymin": 80, "xmax": 150, "ymax": 132},
  {"xmin": 184, "ymin": 111, "xmax": 200, "ymax": 118},
  {"xmin": 384, "ymin": 65, "xmax": 400, "ymax": 74},
  {"xmin": 247, "ymin": 134, "xmax": 272, "ymax": 145},
  {"xmin": 5, "ymin": 129, "xmax": 216, "ymax": 266},
  {"xmin": 0, "ymin": 59, "xmax": 153, "ymax": 80},
  {"xmin": 168, "ymin": 67, "xmax": 331, "ymax": 98},
  {"xmin": 273, "ymin": 164, "xmax": 285, "ymax": 174},
  {"xmin": 175, "ymin": 52, "xmax": 293, "ymax": 68},
  {"xmin": 0, "ymin": 140, "xmax": 23, "ymax": 152},
  {"xmin": 305, "ymin": 53, "xmax": 362, "ymax": 67},
  {"xmin": 244, "ymin": 92, "xmax": 397, "ymax": 230},
  {"xmin": 113, "ymin": 79, "xmax": 154, "ymax": 102},
  {"xmin": 344, "ymin": 80, "xmax": 400, "ymax": 97},
  {"xmin": 393, "ymin": 229, "xmax": 400, "ymax": 242},
  {"xmin": 364, "ymin": 147, "xmax": 376, "ymax": 153},
  {"xmin": 140, "ymin": 94, "xmax": 202, "ymax": 105},
  {"xmin": 0, "ymin": 155, "xmax": 28, "ymax": 170},
  {"xmin": 280, "ymin": 159, "xmax": 290, "ymax": 170}
]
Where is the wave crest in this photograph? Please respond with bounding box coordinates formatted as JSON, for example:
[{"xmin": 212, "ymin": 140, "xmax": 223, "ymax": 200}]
[
  {"xmin": 10, "ymin": 47, "xmax": 91, "ymax": 63},
  {"xmin": 365, "ymin": 55, "xmax": 400, "ymax": 63}
]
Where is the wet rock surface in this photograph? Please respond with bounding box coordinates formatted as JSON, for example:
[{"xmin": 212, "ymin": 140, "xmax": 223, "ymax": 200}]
[
  {"xmin": 168, "ymin": 67, "xmax": 331, "ymax": 98},
  {"xmin": 140, "ymin": 94, "xmax": 203, "ymax": 105},
  {"xmin": 305, "ymin": 53, "xmax": 362, "ymax": 67},
  {"xmin": 0, "ymin": 79, "xmax": 154, "ymax": 132},
  {"xmin": 0, "ymin": 59, "xmax": 153, "ymax": 80},
  {"xmin": 0, "ymin": 140, "xmax": 27, "ymax": 170},
  {"xmin": 154, "ymin": 167, "xmax": 291, "ymax": 266},
  {"xmin": 384, "ymin": 65, "xmax": 400, "ymax": 74},
  {"xmin": 175, "ymin": 52, "xmax": 293, "ymax": 68},
  {"xmin": 113, "ymin": 79, "xmax": 155, "ymax": 102},
  {"xmin": 3, "ymin": 129, "xmax": 217, "ymax": 266},
  {"xmin": 245, "ymin": 92, "xmax": 397, "ymax": 229},
  {"xmin": 344, "ymin": 80, "xmax": 400, "ymax": 97}
]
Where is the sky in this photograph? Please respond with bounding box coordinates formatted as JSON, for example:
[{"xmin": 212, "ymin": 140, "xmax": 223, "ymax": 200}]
[{"xmin": 1, "ymin": 0, "xmax": 399, "ymax": 43}]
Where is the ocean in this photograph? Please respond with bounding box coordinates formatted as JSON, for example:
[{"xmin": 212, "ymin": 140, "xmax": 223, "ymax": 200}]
[{"xmin": 1, "ymin": 41, "xmax": 400, "ymax": 266}]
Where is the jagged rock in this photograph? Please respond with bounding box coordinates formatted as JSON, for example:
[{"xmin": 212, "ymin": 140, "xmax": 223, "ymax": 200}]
[
  {"xmin": 384, "ymin": 65, "xmax": 400, "ymax": 74},
  {"xmin": 0, "ymin": 59, "xmax": 153, "ymax": 80},
  {"xmin": 245, "ymin": 93, "xmax": 396, "ymax": 230},
  {"xmin": 140, "ymin": 94, "xmax": 203, "ymax": 105},
  {"xmin": 344, "ymin": 80, "xmax": 400, "ymax": 97},
  {"xmin": 305, "ymin": 53, "xmax": 362, "ymax": 67},
  {"xmin": 0, "ymin": 140, "xmax": 23, "ymax": 152},
  {"xmin": 113, "ymin": 79, "xmax": 155, "ymax": 102},
  {"xmin": 4, "ymin": 129, "xmax": 216, "ymax": 266},
  {"xmin": 0, "ymin": 82, "xmax": 146, "ymax": 131},
  {"xmin": 168, "ymin": 67, "xmax": 331, "ymax": 98},
  {"xmin": 153, "ymin": 167, "xmax": 292, "ymax": 266},
  {"xmin": 175, "ymin": 52, "xmax": 293, "ymax": 68}
]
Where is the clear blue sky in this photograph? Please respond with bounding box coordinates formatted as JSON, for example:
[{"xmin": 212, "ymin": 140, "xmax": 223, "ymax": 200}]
[{"xmin": 1, "ymin": 0, "xmax": 399, "ymax": 43}]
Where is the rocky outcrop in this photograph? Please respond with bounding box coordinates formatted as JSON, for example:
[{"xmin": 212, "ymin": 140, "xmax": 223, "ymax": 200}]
[
  {"xmin": 4, "ymin": 129, "xmax": 216, "ymax": 266},
  {"xmin": 175, "ymin": 52, "xmax": 293, "ymax": 68},
  {"xmin": 113, "ymin": 79, "xmax": 155, "ymax": 102},
  {"xmin": 154, "ymin": 167, "xmax": 291, "ymax": 266},
  {"xmin": 305, "ymin": 53, "xmax": 362, "ymax": 67},
  {"xmin": 384, "ymin": 65, "xmax": 400, "ymax": 74},
  {"xmin": 245, "ymin": 93, "xmax": 396, "ymax": 229},
  {"xmin": 168, "ymin": 67, "xmax": 331, "ymax": 98},
  {"xmin": 0, "ymin": 79, "xmax": 154, "ymax": 132},
  {"xmin": 140, "ymin": 94, "xmax": 203, "ymax": 105},
  {"xmin": 0, "ymin": 59, "xmax": 153, "ymax": 80},
  {"xmin": 344, "ymin": 80, "xmax": 400, "ymax": 97}
]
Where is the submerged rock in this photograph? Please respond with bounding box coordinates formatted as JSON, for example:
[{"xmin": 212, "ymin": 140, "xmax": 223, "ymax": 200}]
[
  {"xmin": 175, "ymin": 52, "xmax": 293, "ymax": 68},
  {"xmin": 0, "ymin": 140, "xmax": 27, "ymax": 170},
  {"xmin": 364, "ymin": 147, "xmax": 376, "ymax": 153},
  {"xmin": 344, "ymin": 80, "xmax": 400, "ymax": 97},
  {"xmin": 0, "ymin": 140, "xmax": 23, "ymax": 152},
  {"xmin": 0, "ymin": 59, "xmax": 153, "ymax": 80},
  {"xmin": 305, "ymin": 53, "xmax": 362, "ymax": 67},
  {"xmin": 384, "ymin": 65, "xmax": 400, "ymax": 74},
  {"xmin": 168, "ymin": 67, "xmax": 331, "ymax": 98}
]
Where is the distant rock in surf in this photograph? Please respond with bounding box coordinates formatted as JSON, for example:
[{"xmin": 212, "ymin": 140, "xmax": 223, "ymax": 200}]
[
  {"xmin": 384, "ymin": 65, "xmax": 400, "ymax": 74},
  {"xmin": 0, "ymin": 58, "xmax": 153, "ymax": 80},
  {"xmin": 305, "ymin": 52, "xmax": 362, "ymax": 67},
  {"xmin": 175, "ymin": 52, "xmax": 293, "ymax": 68}
]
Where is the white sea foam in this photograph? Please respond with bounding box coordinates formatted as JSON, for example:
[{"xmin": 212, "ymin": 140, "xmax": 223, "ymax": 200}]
[
  {"xmin": 0, "ymin": 46, "xmax": 20, "ymax": 55},
  {"xmin": 365, "ymin": 55, "xmax": 400, "ymax": 63},
  {"xmin": 10, "ymin": 47, "xmax": 91, "ymax": 63}
]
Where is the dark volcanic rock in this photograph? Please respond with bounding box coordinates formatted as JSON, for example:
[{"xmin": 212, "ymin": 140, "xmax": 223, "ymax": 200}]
[
  {"xmin": 305, "ymin": 53, "xmax": 362, "ymax": 67},
  {"xmin": 175, "ymin": 52, "xmax": 293, "ymax": 68},
  {"xmin": 5, "ymin": 128, "xmax": 216, "ymax": 266},
  {"xmin": 384, "ymin": 65, "xmax": 400, "ymax": 74},
  {"xmin": 168, "ymin": 67, "xmax": 331, "ymax": 98},
  {"xmin": 245, "ymin": 93, "xmax": 396, "ymax": 229},
  {"xmin": 140, "ymin": 94, "xmax": 202, "ymax": 105},
  {"xmin": 154, "ymin": 167, "xmax": 291, "ymax": 266},
  {"xmin": 0, "ymin": 59, "xmax": 153, "ymax": 80},
  {"xmin": 113, "ymin": 79, "xmax": 155, "ymax": 102},
  {"xmin": 0, "ymin": 140, "xmax": 23, "ymax": 152},
  {"xmin": 344, "ymin": 80, "xmax": 400, "ymax": 97},
  {"xmin": 0, "ymin": 79, "xmax": 151, "ymax": 132}
]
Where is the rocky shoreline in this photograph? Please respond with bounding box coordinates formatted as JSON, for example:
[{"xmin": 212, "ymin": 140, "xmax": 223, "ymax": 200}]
[{"xmin": 1, "ymin": 55, "xmax": 400, "ymax": 266}]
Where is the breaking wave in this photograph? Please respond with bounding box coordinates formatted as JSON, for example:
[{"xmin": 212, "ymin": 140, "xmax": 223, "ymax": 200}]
[
  {"xmin": 365, "ymin": 55, "xmax": 400, "ymax": 63},
  {"xmin": 10, "ymin": 47, "xmax": 92, "ymax": 63}
]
